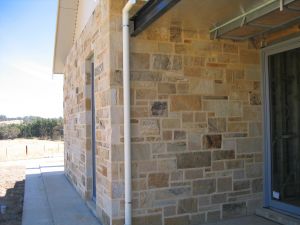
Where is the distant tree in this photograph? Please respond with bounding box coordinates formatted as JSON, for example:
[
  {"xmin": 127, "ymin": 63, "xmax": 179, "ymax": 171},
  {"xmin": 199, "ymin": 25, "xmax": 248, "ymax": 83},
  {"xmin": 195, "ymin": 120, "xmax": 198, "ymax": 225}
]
[
  {"xmin": 0, "ymin": 117, "xmax": 63, "ymax": 140},
  {"xmin": 0, "ymin": 124, "xmax": 21, "ymax": 139},
  {"xmin": 0, "ymin": 115, "xmax": 7, "ymax": 122}
]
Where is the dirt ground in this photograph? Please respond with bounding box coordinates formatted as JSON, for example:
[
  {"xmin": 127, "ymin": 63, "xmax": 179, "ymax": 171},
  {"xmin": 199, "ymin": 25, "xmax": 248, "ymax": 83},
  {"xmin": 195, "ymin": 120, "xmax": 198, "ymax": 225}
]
[
  {"xmin": 0, "ymin": 139, "xmax": 64, "ymax": 225},
  {"xmin": 0, "ymin": 164, "xmax": 25, "ymax": 225}
]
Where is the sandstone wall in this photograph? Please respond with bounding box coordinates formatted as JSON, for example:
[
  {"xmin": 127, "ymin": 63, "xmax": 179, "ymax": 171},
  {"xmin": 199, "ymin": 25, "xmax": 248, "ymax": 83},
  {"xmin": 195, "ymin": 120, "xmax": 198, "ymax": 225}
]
[
  {"xmin": 109, "ymin": 3, "xmax": 263, "ymax": 225},
  {"xmin": 64, "ymin": 1, "xmax": 264, "ymax": 225},
  {"xmin": 64, "ymin": 1, "xmax": 113, "ymax": 224}
]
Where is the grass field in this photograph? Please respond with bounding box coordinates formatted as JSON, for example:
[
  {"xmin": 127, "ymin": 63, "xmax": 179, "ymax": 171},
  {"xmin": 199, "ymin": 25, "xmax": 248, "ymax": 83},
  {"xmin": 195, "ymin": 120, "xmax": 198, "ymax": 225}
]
[{"xmin": 0, "ymin": 139, "xmax": 64, "ymax": 161}]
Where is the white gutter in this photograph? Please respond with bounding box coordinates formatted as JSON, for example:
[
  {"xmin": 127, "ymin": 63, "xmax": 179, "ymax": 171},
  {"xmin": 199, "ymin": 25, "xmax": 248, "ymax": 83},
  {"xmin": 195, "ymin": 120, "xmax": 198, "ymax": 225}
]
[{"xmin": 122, "ymin": 1, "xmax": 136, "ymax": 225}]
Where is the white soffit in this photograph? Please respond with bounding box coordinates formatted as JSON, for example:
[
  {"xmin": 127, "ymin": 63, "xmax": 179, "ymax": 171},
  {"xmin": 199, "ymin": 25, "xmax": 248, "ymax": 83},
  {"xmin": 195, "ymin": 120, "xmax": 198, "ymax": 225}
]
[{"xmin": 53, "ymin": 0, "xmax": 78, "ymax": 74}]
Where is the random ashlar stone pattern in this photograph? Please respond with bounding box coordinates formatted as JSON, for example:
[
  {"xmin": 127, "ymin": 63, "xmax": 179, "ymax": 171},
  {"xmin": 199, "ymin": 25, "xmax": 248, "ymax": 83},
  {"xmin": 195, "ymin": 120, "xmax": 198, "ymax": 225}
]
[
  {"xmin": 64, "ymin": 1, "xmax": 113, "ymax": 224},
  {"xmin": 63, "ymin": 1, "xmax": 263, "ymax": 225}
]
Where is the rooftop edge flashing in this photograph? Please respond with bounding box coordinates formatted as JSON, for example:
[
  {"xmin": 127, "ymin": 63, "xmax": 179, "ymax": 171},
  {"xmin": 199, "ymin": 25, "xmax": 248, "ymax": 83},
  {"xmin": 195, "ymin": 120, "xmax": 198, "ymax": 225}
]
[
  {"xmin": 52, "ymin": 0, "xmax": 79, "ymax": 75},
  {"xmin": 130, "ymin": 0, "xmax": 181, "ymax": 36}
]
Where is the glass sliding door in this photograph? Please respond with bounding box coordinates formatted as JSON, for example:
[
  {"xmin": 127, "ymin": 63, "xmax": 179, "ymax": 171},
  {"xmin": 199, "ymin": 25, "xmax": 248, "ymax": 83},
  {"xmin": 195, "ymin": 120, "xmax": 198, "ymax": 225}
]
[{"xmin": 265, "ymin": 41, "xmax": 300, "ymax": 216}]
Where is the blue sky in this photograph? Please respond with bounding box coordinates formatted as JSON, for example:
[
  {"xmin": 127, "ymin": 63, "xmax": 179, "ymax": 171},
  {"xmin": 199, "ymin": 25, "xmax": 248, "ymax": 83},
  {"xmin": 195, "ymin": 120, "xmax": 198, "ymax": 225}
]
[{"xmin": 0, "ymin": 0, "xmax": 63, "ymax": 118}]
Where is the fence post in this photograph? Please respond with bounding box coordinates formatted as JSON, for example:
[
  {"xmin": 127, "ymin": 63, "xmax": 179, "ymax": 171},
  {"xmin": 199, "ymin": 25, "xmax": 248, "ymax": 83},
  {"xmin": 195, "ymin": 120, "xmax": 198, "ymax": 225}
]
[{"xmin": 26, "ymin": 145, "xmax": 28, "ymax": 156}]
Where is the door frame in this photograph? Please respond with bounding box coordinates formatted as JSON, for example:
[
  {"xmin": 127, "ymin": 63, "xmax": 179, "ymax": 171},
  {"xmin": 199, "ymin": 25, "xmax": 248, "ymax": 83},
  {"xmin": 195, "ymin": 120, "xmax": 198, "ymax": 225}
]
[
  {"xmin": 262, "ymin": 35, "xmax": 300, "ymax": 216},
  {"xmin": 91, "ymin": 61, "xmax": 97, "ymax": 201}
]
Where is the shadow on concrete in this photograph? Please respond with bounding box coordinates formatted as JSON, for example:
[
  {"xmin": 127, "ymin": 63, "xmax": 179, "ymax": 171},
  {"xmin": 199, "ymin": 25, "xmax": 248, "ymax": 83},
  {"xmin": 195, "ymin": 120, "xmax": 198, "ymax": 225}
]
[
  {"xmin": 22, "ymin": 162, "xmax": 101, "ymax": 225},
  {"xmin": 0, "ymin": 180, "xmax": 24, "ymax": 225}
]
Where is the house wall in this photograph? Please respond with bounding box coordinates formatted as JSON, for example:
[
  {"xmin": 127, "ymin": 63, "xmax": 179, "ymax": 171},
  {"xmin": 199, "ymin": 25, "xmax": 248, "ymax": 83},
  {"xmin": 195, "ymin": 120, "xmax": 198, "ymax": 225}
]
[
  {"xmin": 63, "ymin": 1, "xmax": 264, "ymax": 225},
  {"xmin": 64, "ymin": 1, "xmax": 114, "ymax": 224},
  {"xmin": 109, "ymin": 3, "xmax": 263, "ymax": 225}
]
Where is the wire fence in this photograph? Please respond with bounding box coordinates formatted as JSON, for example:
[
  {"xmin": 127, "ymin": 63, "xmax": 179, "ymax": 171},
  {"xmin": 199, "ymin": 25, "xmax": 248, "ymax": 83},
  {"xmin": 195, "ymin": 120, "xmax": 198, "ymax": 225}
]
[{"xmin": 0, "ymin": 139, "xmax": 64, "ymax": 161}]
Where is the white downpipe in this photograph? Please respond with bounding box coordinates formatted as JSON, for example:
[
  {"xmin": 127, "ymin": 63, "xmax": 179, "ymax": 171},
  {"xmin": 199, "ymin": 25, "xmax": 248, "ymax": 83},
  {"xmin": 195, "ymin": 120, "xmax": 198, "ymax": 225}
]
[{"xmin": 122, "ymin": 1, "xmax": 136, "ymax": 225}]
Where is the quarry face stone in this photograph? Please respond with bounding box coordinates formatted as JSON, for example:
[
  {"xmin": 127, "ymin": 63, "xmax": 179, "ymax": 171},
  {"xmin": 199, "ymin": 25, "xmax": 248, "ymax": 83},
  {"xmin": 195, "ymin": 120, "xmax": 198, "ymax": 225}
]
[
  {"xmin": 177, "ymin": 152, "xmax": 211, "ymax": 169},
  {"xmin": 64, "ymin": 4, "xmax": 264, "ymax": 224}
]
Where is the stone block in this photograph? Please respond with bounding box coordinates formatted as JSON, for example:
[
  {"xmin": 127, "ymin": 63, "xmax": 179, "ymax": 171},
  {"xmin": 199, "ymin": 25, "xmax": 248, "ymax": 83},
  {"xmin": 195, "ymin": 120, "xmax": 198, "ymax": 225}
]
[
  {"xmin": 233, "ymin": 170, "xmax": 245, "ymax": 180},
  {"xmin": 189, "ymin": 79, "xmax": 214, "ymax": 95},
  {"xmin": 247, "ymin": 198, "xmax": 262, "ymax": 214},
  {"xmin": 155, "ymin": 187, "xmax": 191, "ymax": 200},
  {"xmin": 249, "ymin": 122, "xmax": 262, "ymax": 137},
  {"xmin": 162, "ymin": 119, "xmax": 181, "ymax": 129},
  {"xmin": 195, "ymin": 112, "xmax": 206, "ymax": 122},
  {"xmin": 227, "ymin": 122, "xmax": 248, "ymax": 132},
  {"xmin": 193, "ymin": 178, "xmax": 216, "ymax": 195},
  {"xmin": 207, "ymin": 211, "xmax": 221, "ymax": 223},
  {"xmin": 140, "ymin": 191, "xmax": 155, "ymax": 208},
  {"xmin": 249, "ymin": 92, "xmax": 261, "ymax": 105},
  {"xmin": 177, "ymin": 151, "xmax": 211, "ymax": 169},
  {"xmin": 222, "ymin": 139, "xmax": 236, "ymax": 150},
  {"xmin": 178, "ymin": 198, "xmax": 198, "ymax": 214},
  {"xmin": 158, "ymin": 159, "xmax": 177, "ymax": 171},
  {"xmin": 225, "ymin": 160, "xmax": 244, "ymax": 169},
  {"xmin": 163, "ymin": 131, "xmax": 172, "ymax": 140},
  {"xmin": 167, "ymin": 142, "xmax": 186, "ymax": 152},
  {"xmin": 158, "ymin": 42, "xmax": 173, "ymax": 53},
  {"xmin": 164, "ymin": 206, "xmax": 177, "ymax": 217},
  {"xmin": 188, "ymin": 132, "xmax": 202, "ymax": 150},
  {"xmin": 190, "ymin": 214, "xmax": 205, "ymax": 225},
  {"xmin": 170, "ymin": 95, "xmax": 202, "ymax": 112},
  {"xmin": 203, "ymin": 135, "xmax": 222, "ymax": 149},
  {"xmin": 208, "ymin": 118, "xmax": 226, "ymax": 132},
  {"xmin": 151, "ymin": 102, "xmax": 168, "ymax": 117},
  {"xmin": 132, "ymin": 144, "xmax": 151, "ymax": 160},
  {"xmin": 130, "ymin": 53, "xmax": 150, "ymax": 70},
  {"xmin": 240, "ymin": 50, "xmax": 260, "ymax": 64},
  {"xmin": 177, "ymin": 83, "xmax": 189, "ymax": 93},
  {"xmin": 211, "ymin": 193, "xmax": 227, "ymax": 204},
  {"xmin": 222, "ymin": 202, "xmax": 247, "ymax": 219},
  {"xmin": 131, "ymin": 71, "xmax": 162, "ymax": 82},
  {"xmin": 245, "ymin": 163, "xmax": 262, "ymax": 178},
  {"xmin": 252, "ymin": 178, "xmax": 263, "ymax": 193},
  {"xmin": 111, "ymin": 144, "xmax": 124, "ymax": 161},
  {"xmin": 212, "ymin": 150, "xmax": 235, "ymax": 161},
  {"xmin": 112, "ymin": 181, "xmax": 124, "ymax": 198},
  {"xmin": 136, "ymin": 89, "xmax": 156, "ymax": 100},
  {"xmin": 174, "ymin": 131, "xmax": 186, "ymax": 140},
  {"xmin": 152, "ymin": 143, "xmax": 166, "ymax": 154},
  {"xmin": 165, "ymin": 215, "xmax": 189, "ymax": 225},
  {"xmin": 173, "ymin": 56, "xmax": 183, "ymax": 70},
  {"xmin": 132, "ymin": 214, "xmax": 162, "ymax": 225},
  {"xmin": 198, "ymin": 196, "xmax": 210, "ymax": 207},
  {"xmin": 233, "ymin": 180, "xmax": 250, "ymax": 191},
  {"xmin": 158, "ymin": 83, "xmax": 176, "ymax": 94},
  {"xmin": 245, "ymin": 65, "xmax": 261, "ymax": 81},
  {"xmin": 140, "ymin": 119, "xmax": 160, "ymax": 135},
  {"xmin": 217, "ymin": 177, "xmax": 232, "ymax": 192},
  {"xmin": 170, "ymin": 26, "xmax": 182, "ymax": 42},
  {"xmin": 203, "ymin": 100, "xmax": 242, "ymax": 117},
  {"xmin": 148, "ymin": 173, "xmax": 169, "ymax": 189},
  {"xmin": 236, "ymin": 138, "xmax": 262, "ymax": 153},
  {"xmin": 223, "ymin": 43, "xmax": 238, "ymax": 54},
  {"xmin": 212, "ymin": 161, "xmax": 225, "ymax": 171},
  {"xmin": 184, "ymin": 169, "xmax": 204, "ymax": 180},
  {"xmin": 153, "ymin": 54, "xmax": 172, "ymax": 70},
  {"xmin": 182, "ymin": 112, "xmax": 193, "ymax": 123}
]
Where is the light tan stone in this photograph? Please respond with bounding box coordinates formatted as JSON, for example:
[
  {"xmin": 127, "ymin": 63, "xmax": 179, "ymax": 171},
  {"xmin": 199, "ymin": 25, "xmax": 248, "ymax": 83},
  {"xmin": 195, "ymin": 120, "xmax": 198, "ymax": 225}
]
[{"xmin": 170, "ymin": 95, "xmax": 202, "ymax": 111}]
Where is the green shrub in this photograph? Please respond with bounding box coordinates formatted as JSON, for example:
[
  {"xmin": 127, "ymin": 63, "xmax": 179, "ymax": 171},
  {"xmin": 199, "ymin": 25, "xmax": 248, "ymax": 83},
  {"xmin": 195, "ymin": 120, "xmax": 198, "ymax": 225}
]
[{"xmin": 0, "ymin": 117, "xmax": 63, "ymax": 140}]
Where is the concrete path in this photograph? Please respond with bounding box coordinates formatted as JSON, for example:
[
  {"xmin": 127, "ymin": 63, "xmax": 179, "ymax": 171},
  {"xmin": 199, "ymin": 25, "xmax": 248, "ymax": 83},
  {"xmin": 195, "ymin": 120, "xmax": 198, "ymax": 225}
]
[
  {"xmin": 206, "ymin": 215, "xmax": 280, "ymax": 225},
  {"xmin": 22, "ymin": 157, "xmax": 101, "ymax": 225}
]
